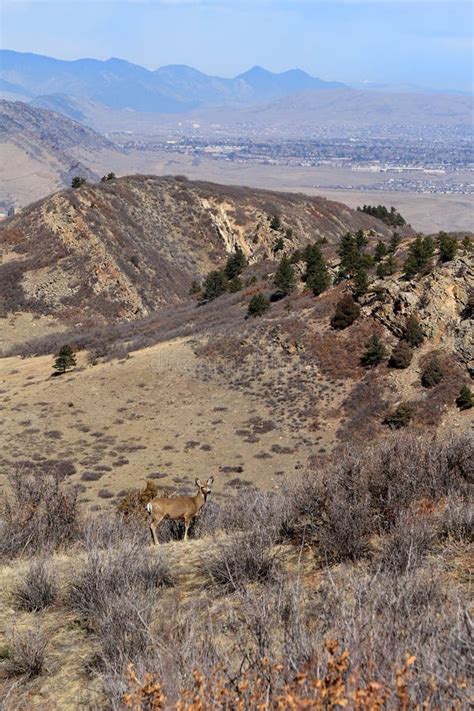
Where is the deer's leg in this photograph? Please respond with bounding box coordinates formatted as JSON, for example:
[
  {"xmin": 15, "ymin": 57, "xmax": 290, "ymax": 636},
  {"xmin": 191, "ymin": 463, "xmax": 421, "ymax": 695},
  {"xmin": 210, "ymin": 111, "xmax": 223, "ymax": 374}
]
[
  {"xmin": 150, "ymin": 516, "xmax": 163, "ymax": 545},
  {"xmin": 183, "ymin": 516, "xmax": 193, "ymax": 542}
]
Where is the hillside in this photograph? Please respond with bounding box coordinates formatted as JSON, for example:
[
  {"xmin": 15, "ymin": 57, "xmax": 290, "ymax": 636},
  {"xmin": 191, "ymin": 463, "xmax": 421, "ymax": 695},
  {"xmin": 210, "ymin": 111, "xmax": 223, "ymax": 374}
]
[
  {"xmin": 0, "ymin": 100, "xmax": 121, "ymax": 207},
  {"xmin": 0, "ymin": 175, "xmax": 472, "ymax": 709},
  {"xmin": 0, "ymin": 174, "xmax": 394, "ymax": 323}
]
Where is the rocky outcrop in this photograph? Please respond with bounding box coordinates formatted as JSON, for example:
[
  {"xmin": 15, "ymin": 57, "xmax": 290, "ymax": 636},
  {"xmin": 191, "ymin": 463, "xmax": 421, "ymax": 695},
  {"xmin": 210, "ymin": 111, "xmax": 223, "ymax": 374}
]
[{"xmin": 361, "ymin": 255, "xmax": 473, "ymax": 373}]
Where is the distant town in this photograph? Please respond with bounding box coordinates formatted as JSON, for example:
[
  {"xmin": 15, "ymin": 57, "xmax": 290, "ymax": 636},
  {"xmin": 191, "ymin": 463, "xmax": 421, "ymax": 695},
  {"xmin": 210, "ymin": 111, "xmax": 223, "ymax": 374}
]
[{"xmin": 113, "ymin": 127, "xmax": 474, "ymax": 196}]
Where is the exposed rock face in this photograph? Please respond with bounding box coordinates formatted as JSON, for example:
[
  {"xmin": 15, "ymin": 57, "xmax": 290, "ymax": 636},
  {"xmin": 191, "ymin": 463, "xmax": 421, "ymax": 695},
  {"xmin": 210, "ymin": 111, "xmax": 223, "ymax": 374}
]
[
  {"xmin": 362, "ymin": 255, "xmax": 473, "ymax": 373},
  {"xmin": 0, "ymin": 174, "xmax": 391, "ymax": 324}
]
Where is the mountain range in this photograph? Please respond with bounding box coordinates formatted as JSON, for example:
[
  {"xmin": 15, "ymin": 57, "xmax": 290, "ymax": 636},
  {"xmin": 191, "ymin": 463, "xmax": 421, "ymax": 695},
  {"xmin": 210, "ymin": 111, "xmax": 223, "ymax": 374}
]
[{"xmin": 0, "ymin": 50, "xmax": 345, "ymax": 113}]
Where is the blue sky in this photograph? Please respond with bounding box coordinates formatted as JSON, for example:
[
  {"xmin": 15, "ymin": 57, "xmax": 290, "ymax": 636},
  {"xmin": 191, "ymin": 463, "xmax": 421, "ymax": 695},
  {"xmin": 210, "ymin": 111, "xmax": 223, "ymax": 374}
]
[{"xmin": 2, "ymin": 1, "xmax": 473, "ymax": 91}]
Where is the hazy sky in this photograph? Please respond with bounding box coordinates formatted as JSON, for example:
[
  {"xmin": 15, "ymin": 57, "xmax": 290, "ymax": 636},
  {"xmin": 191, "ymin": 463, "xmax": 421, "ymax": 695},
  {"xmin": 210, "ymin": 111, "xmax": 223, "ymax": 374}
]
[{"xmin": 2, "ymin": 1, "xmax": 473, "ymax": 91}]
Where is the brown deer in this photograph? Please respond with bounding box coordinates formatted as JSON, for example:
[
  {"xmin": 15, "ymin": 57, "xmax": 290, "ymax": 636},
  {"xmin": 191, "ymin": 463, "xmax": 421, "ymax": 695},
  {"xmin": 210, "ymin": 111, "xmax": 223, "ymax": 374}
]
[{"xmin": 146, "ymin": 477, "xmax": 214, "ymax": 545}]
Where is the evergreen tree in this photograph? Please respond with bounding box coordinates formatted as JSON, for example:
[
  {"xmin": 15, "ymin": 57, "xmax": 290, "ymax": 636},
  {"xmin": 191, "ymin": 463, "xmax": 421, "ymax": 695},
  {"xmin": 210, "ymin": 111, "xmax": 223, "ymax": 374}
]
[
  {"xmin": 353, "ymin": 268, "xmax": 369, "ymax": 299},
  {"xmin": 101, "ymin": 172, "xmax": 116, "ymax": 182},
  {"xmin": 421, "ymin": 357, "xmax": 444, "ymax": 388},
  {"xmin": 303, "ymin": 243, "xmax": 330, "ymax": 296},
  {"xmin": 461, "ymin": 235, "xmax": 472, "ymax": 253},
  {"xmin": 338, "ymin": 232, "xmax": 360, "ymax": 276},
  {"xmin": 273, "ymin": 255, "xmax": 296, "ymax": 295},
  {"xmin": 225, "ymin": 247, "xmax": 247, "ymax": 280},
  {"xmin": 228, "ymin": 276, "xmax": 243, "ymax": 293},
  {"xmin": 374, "ymin": 240, "xmax": 388, "ymax": 262},
  {"xmin": 404, "ymin": 235, "xmax": 435, "ymax": 278},
  {"xmin": 331, "ymin": 294, "xmax": 360, "ymax": 330},
  {"xmin": 456, "ymin": 385, "xmax": 473, "ymax": 410},
  {"xmin": 361, "ymin": 334, "xmax": 387, "ymax": 367},
  {"xmin": 71, "ymin": 176, "xmax": 86, "ymax": 189},
  {"xmin": 202, "ymin": 270, "xmax": 228, "ymax": 301},
  {"xmin": 437, "ymin": 231, "xmax": 458, "ymax": 262},
  {"xmin": 269, "ymin": 215, "xmax": 282, "ymax": 231},
  {"xmin": 404, "ymin": 315, "xmax": 424, "ymax": 348},
  {"xmin": 307, "ymin": 263, "xmax": 331, "ymax": 296},
  {"xmin": 389, "ymin": 232, "xmax": 401, "ymax": 253},
  {"xmin": 247, "ymin": 292, "xmax": 270, "ymax": 317},
  {"xmin": 389, "ymin": 340, "xmax": 413, "ymax": 369},
  {"xmin": 272, "ymin": 237, "xmax": 285, "ymax": 254},
  {"xmin": 53, "ymin": 345, "xmax": 76, "ymax": 374}
]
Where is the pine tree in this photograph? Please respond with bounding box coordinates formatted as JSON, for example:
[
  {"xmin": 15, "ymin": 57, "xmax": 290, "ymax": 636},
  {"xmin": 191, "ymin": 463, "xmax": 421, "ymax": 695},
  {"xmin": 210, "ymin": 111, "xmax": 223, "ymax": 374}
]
[
  {"xmin": 404, "ymin": 315, "xmax": 424, "ymax": 348},
  {"xmin": 461, "ymin": 235, "xmax": 472, "ymax": 253},
  {"xmin": 374, "ymin": 240, "xmax": 388, "ymax": 262},
  {"xmin": 437, "ymin": 231, "xmax": 458, "ymax": 262},
  {"xmin": 456, "ymin": 385, "xmax": 473, "ymax": 411},
  {"xmin": 247, "ymin": 292, "xmax": 270, "ymax": 317},
  {"xmin": 389, "ymin": 340, "xmax": 413, "ymax": 369},
  {"xmin": 202, "ymin": 270, "xmax": 228, "ymax": 301},
  {"xmin": 53, "ymin": 345, "xmax": 76, "ymax": 374},
  {"xmin": 353, "ymin": 268, "xmax": 369, "ymax": 299},
  {"xmin": 71, "ymin": 176, "xmax": 86, "ymax": 189},
  {"xmin": 307, "ymin": 263, "xmax": 331, "ymax": 296},
  {"xmin": 331, "ymin": 294, "xmax": 360, "ymax": 330},
  {"xmin": 273, "ymin": 255, "xmax": 296, "ymax": 295},
  {"xmin": 403, "ymin": 235, "xmax": 435, "ymax": 277},
  {"xmin": 361, "ymin": 334, "xmax": 387, "ymax": 367},
  {"xmin": 389, "ymin": 232, "xmax": 401, "ymax": 253},
  {"xmin": 269, "ymin": 215, "xmax": 282, "ymax": 231},
  {"xmin": 225, "ymin": 247, "xmax": 247, "ymax": 280}
]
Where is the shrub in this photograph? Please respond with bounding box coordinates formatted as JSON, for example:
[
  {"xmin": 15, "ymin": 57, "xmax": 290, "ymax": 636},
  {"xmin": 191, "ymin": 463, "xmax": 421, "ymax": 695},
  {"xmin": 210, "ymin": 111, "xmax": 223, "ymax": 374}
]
[
  {"xmin": 456, "ymin": 385, "xmax": 473, "ymax": 410},
  {"xmin": 53, "ymin": 344, "xmax": 76, "ymax": 374},
  {"xmin": 404, "ymin": 315, "xmax": 424, "ymax": 348},
  {"xmin": 378, "ymin": 514, "xmax": 435, "ymax": 574},
  {"xmin": 116, "ymin": 481, "xmax": 158, "ymax": 521},
  {"xmin": 15, "ymin": 558, "xmax": 58, "ymax": 612},
  {"xmin": 421, "ymin": 357, "xmax": 444, "ymax": 388},
  {"xmin": 376, "ymin": 255, "xmax": 397, "ymax": 278},
  {"xmin": 69, "ymin": 541, "xmax": 173, "ymax": 622},
  {"xmin": 439, "ymin": 494, "xmax": 473, "ymax": 542},
  {"xmin": 6, "ymin": 627, "xmax": 47, "ymax": 679},
  {"xmin": 389, "ymin": 340, "xmax": 413, "ymax": 368},
  {"xmin": 247, "ymin": 292, "xmax": 270, "ymax": 317},
  {"xmin": 330, "ymin": 294, "xmax": 360, "ymax": 330},
  {"xmin": 0, "ymin": 470, "xmax": 79, "ymax": 558},
  {"xmin": 101, "ymin": 172, "xmax": 116, "ymax": 182},
  {"xmin": 384, "ymin": 402, "xmax": 414, "ymax": 429},
  {"xmin": 361, "ymin": 334, "xmax": 387, "ymax": 367},
  {"xmin": 205, "ymin": 534, "xmax": 280, "ymax": 593}
]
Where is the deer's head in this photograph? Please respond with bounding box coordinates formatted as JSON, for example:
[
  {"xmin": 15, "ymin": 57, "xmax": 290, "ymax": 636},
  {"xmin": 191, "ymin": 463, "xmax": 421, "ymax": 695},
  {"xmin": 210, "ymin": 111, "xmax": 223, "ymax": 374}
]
[{"xmin": 195, "ymin": 476, "xmax": 214, "ymax": 501}]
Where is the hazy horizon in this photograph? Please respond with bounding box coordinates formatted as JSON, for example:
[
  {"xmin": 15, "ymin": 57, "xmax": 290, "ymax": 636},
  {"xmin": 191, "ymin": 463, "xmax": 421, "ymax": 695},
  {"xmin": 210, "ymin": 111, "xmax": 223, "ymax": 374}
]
[{"xmin": 2, "ymin": 0, "xmax": 473, "ymax": 93}]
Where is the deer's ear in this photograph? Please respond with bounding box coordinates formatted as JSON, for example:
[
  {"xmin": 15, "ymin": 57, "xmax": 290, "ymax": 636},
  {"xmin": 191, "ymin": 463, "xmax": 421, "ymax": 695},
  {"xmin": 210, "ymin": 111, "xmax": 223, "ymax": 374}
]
[
  {"xmin": 195, "ymin": 478, "xmax": 202, "ymax": 487},
  {"xmin": 206, "ymin": 476, "xmax": 214, "ymax": 486}
]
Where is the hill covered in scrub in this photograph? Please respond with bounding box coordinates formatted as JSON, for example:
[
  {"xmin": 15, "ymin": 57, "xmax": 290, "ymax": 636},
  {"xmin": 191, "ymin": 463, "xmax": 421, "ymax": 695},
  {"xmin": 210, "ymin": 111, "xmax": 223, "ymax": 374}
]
[
  {"xmin": 0, "ymin": 174, "xmax": 396, "ymax": 323},
  {"xmin": 0, "ymin": 100, "xmax": 121, "ymax": 207}
]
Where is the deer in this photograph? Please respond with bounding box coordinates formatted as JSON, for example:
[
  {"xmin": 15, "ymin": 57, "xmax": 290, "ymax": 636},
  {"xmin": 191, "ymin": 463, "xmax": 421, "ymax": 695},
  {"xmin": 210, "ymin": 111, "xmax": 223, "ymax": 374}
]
[{"xmin": 146, "ymin": 476, "xmax": 214, "ymax": 545}]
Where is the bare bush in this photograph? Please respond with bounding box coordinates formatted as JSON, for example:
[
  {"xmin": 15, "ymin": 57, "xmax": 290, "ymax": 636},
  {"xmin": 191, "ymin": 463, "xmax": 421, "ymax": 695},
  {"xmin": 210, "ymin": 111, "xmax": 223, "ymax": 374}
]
[
  {"xmin": 69, "ymin": 540, "xmax": 173, "ymax": 622},
  {"xmin": 6, "ymin": 627, "xmax": 48, "ymax": 679},
  {"xmin": 307, "ymin": 430, "xmax": 473, "ymax": 563},
  {"xmin": 205, "ymin": 533, "xmax": 280, "ymax": 593},
  {"xmin": 378, "ymin": 513, "xmax": 436, "ymax": 574},
  {"xmin": 0, "ymin": 470, "xmax": 79, "ymax": 558},
  {"xmin": 14, "ymin": 558, "xmax": 58, "ymax": 612},
  {"xmin": 440, "ymin": 494, "xmax": 473, "ymax": 543}
]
